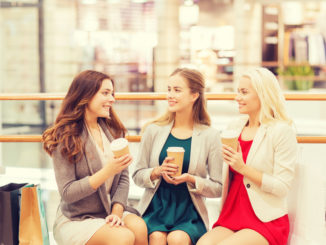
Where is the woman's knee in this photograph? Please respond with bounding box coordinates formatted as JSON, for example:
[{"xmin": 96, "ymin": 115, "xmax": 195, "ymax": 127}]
[
  {"xmin": 167, "ymin": 231, "xmax": 191, "ymax": 245},
  {"xmin": 87, "ymin": 225, "xmax": 135, "ymax": 245},
  {"xmin": 149, "ymin": 231, "xmax": 167, "ymax": 242},
  {"xmin": 197, "ymin": 234, "xmax": 214, "ymax": 245},
  {"xmin": 105, "ymin": 226, "xmax": 135, "ymax": 245},
  {"xmin": 115, "ymin": 228, "xmax": 135, "ymax": 245},
  {"xmin": 197, "ymin": 226, "xmax": 234, "ymax": 245},
  {"xmin": 124, "ymin": 214, "xmax": 148, "ymax": 234},
  {"xmin": 124, "ymin": 214, "xmax": 148, "ymax": 244}
]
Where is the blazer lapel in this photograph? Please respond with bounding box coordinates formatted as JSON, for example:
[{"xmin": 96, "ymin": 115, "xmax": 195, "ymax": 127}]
[
  {"xmin": 82, "ymin": 124, "xmax": 110, "ymax": 214},
  {"xmin": 246, "ymin": 125, "xmax": 267, "ymax": 165},
  {"xmin": 82, "ymin": 128, "xmax": 99, "ymax": 175},
  {"xmin": 220, "ymin": 162, "xmax": 230, "ymax": 210},
  {"xmin": 152, "ymin": 122, "xmax": 174, "ymax": 166},
  {"xmin": 99, "ymin": 120, "xmax": 115, "ymax": 142},
  {"xmin": 188, "ymin": 124, "xmax": 203, "ymax": 174}
]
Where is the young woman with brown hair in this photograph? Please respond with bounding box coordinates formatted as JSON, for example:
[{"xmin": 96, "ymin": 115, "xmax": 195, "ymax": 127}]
[{"xmin": 43, "ymin": 70, "xmax": 148, "ymax": 245}]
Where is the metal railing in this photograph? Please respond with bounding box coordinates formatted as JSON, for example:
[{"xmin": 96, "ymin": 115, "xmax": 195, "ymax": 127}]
[
  {"xmin": 1, "ymin": 92, "xmax": 326, "ymax": 101},
  {"xmin": 1, "ymin": 92, "xmax": 326, "ymax": 143}
]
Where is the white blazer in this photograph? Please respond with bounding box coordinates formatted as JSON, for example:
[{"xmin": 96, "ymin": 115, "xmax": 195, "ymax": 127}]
[
  {"xmin": 132, "ymin": 121, "xmax": 223, "ymax": 230},
  {"xmin": 221, "ymin": 116, "xmax": 298, "ymax": 222}
]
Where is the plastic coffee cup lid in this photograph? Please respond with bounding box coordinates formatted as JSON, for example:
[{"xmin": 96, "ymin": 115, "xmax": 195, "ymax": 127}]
[
  {"xmin": 111, "ymin": 138, "xmax": 128, "ymax": 151},
  {"xmin": 167, "ymin": 147, "xmax": 185, "ymax": 152}
]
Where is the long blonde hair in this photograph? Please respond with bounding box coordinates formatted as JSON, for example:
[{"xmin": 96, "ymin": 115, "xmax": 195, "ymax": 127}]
[
  {"xmin": 143, "ymin": 68, "xmax": 211, "ymax": 131},
  {"xmin": 242, "ymin": 67, "xmax": 292, "ymax": 125}
]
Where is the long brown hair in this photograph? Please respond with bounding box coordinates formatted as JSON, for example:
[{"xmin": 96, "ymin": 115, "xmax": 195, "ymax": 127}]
[
  {"xmin": 43, "ymin": 70, "xmax": 126, "ymax": 163},
  {"xmin": 145, "ymin": 68, "xmax": 211, "ymax": 130}
]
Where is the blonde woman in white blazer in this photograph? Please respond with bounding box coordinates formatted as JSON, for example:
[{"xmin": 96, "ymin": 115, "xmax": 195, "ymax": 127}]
[
  {"xmin": 132, "ymin": 68, "xmax": 223, "ymax": 245},
  {"xmin": 198, "ymin": 67, "xmax": 298, "ymax": 245}
]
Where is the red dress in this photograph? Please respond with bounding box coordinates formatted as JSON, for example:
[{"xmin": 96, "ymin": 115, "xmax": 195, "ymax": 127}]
[{"xmin": 213, "ymin": 136, "xmax": 289, "ymax": 245}]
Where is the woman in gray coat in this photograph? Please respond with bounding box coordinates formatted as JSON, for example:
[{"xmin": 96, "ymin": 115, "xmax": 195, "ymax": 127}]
[
  {"xmin": 132, "ymin": 68, "xmax": 223, "ymax": 245},
  {"xmin": 43, "ymin": 70, "xmax": 147, "ymax": 245}
]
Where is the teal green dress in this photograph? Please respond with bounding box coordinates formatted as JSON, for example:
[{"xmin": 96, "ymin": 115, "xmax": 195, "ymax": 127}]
[{"xmin": 143, "ymin": 133, "xmax": 206, "ymax": 244}]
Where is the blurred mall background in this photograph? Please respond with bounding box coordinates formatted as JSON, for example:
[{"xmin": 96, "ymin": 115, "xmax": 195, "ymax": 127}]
[{"xmin": 0, "ymin": 0, "xmax": 326, "ymax": 244}]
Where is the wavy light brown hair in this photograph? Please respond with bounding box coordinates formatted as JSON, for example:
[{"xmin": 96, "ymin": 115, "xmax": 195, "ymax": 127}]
[
  {"xmin": 146, "ymin": 67, "xmax": 211, "ymax": 129},
  {"xmin": 43, "ymin": 70, "xmax": 126, "ymax": 163}
]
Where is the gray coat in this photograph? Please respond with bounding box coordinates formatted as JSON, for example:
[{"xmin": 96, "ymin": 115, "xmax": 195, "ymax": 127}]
[
  {"xmin": 132, "ymin": 122, "xmax": 223, "ymax": 230},
  {"xmin": 52, "ymin": 120, "xmax": 131, "ymax": 220}
]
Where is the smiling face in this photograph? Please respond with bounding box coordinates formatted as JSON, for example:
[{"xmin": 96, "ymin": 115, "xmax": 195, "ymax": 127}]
[
  {"xmin": 235, "ymin": 76, "xmax": 261, "ymax": 116},
  {"xmin": 85, "ymin": 79, "xmax": 115, "ymax": 120},
  {"xmin": 167, "ymin": 74, "xmax": 198, "ymax": 113}
]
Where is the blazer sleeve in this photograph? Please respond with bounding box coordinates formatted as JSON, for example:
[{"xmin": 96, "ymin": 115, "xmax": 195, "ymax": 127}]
[
  {"xmin": 188, "ymin": 129, "xmax": 223, "ymax": 198},
  {"xmin": 261, "ymin": 124, "xmax": 298, "ymax": 197},
  {"xmin": 111, "ymin": 167, "xmax": 129, "ymax": 209},
  {"xmin": 132, "ymin": 124, "xmax": 160, "ymax": 189},
  {"xmin": 52, "ymin": 146, "xmax": 96, "ymax": 204}
]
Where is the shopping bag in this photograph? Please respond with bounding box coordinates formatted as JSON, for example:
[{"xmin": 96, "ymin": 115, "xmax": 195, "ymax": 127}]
[
  {"xmin": 0, "ymin": 183, "xmax": 27, "ymax": 245},
  {"xmin": 18, "ymin": 185, "xmax": 50, "ymax": 245}
]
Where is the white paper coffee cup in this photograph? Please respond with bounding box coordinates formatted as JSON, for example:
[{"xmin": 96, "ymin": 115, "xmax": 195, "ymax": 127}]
[
  {"xmin": 166, "ymin": 147, "xmax": 185, "ymax": 176},
  {"xmin": 111, "ymin": 138, "xmax": 129, "ymax": 158},
  {"xmin": 221, "ymin": 129, "xmax": 239, "ymax": 150}
]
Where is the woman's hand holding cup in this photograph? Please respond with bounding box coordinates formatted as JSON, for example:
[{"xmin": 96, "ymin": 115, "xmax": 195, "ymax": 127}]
[
  {"xmin": 152, "ymin": 157, "xmax": 178, "ymax": 182},
  {"xmin": 161, "ymin": 156, "xmax": 179, "ymax": 176},
  {"xmin": 160, "ymin": 157, "xmax": 179, "ymax": 184},
  {"xmin": 106, "ymin": 154, "xmax": 132, "ymax": 176},
  {"xmin": 105, "ymin": 137, "xmax": 131, "ymax": 176}
]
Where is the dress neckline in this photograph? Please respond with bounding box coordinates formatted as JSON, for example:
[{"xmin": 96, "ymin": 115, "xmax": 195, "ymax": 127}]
[
  {"xmin": 170, "ymin": 133, "xmax": 192, "ymax": 141},
  {"xmin": 239, "ymin": 133, "xmax": 254, "ymax": 142}
]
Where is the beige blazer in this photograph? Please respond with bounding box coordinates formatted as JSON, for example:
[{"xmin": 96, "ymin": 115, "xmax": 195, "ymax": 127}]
[
  {"xmin": 132, "ymin": 121, "xmax": 223, "ymax": 230},
  {"xmin": 220, "ymin": 116, "xmax": 298, "ymax": 222}
]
